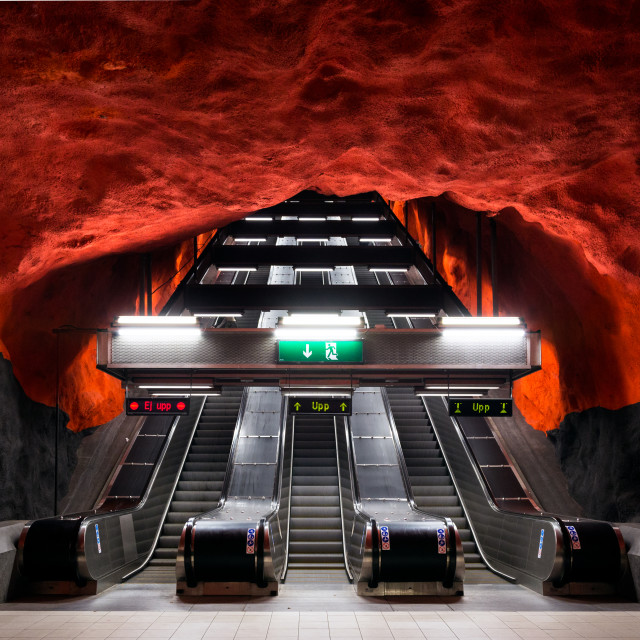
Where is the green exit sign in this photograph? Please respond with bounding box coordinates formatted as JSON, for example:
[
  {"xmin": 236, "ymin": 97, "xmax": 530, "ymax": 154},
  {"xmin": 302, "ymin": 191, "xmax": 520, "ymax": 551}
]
[{"xmin": 278, "ymin": 340, "xmax": 363, "ymax": 363}]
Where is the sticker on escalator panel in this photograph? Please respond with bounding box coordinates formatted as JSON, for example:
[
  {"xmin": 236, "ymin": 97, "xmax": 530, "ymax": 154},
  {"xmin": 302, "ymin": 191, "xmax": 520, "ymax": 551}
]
[
  {"xmin": 95, "ymin": 524, "xmax": 102, "ymax": 554},
  {"xmin": 538, "ymin": 529, "xmax": 544, "ymax": 558},
  {"xmin": 380, "ymin": 525, "xmax": 390, "ymax": 550},
  {"xmin": 246, "ymin": 527, "xmax": 256, "ymax": 554},
  {"xmin": 566, "ymin": 525, "xmax": 581, "ymax": 550},
  {"xmin": 437, "ymin": 528, "xmax": 447, "ymax": 554}
]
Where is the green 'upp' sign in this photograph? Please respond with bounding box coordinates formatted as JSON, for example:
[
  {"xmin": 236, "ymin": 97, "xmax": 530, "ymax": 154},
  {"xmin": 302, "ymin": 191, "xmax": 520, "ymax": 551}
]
[{"xmin": 278, "ymin": 340, "xmax": 363, "ymax": 363}]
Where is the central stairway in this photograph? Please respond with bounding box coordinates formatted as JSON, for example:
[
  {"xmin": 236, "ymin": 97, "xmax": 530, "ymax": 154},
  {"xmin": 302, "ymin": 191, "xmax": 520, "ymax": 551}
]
[{"xmin": 286, "ymin": 416, "xmax": 346, "ymax": 583}]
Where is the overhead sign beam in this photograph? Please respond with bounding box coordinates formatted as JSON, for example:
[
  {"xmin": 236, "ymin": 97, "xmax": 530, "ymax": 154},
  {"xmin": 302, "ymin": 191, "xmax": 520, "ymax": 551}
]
[
  {"xmin": 97, "ymin": 328, "xmax": 541, "ymax": 386},
  {"xmin": 185, "ymin": 285, "xmax": 444, "ymax": 312}
]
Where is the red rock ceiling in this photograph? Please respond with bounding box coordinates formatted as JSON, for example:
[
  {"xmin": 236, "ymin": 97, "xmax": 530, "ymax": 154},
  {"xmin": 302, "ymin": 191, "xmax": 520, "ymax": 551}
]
[{"xmin": 0, "ymin": 1, "xmax": 639, "ymax": 432}]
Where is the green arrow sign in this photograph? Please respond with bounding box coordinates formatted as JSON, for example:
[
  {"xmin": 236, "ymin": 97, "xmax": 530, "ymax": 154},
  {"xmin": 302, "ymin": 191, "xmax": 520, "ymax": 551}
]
[
  {"xmin": 288, "ymin": 397, "xmax": 352, "ymax": 416},
  {"xmin": 278, "ymin": 340, "xmax": 363, "ymax": 363}
]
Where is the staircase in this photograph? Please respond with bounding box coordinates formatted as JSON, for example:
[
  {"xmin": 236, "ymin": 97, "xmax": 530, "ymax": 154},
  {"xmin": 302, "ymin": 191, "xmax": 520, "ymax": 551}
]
[
  {"xmin": 286, "ymin": 416, "xmax": 345, "ymax": 581},
  {"xmin": 128, "ymin": 389, "xmax": 242, "ymax": 583}
]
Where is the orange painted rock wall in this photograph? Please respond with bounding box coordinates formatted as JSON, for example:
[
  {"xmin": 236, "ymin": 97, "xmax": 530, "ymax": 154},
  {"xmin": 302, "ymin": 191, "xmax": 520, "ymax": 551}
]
[
  {"xmin": 0, "ymin": 1, "xmax": 638, "ymax": 432},
  {"xmin": 390, "ymin": 195, "xmax": 640, "ymax": 432}
]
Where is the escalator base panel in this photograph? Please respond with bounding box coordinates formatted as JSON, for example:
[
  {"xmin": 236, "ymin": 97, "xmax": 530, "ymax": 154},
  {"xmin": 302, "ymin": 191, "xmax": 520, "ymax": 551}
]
[
  {"xmin": 176, "ymin": 580, "xmax": 279, "ymax": 597},
  {"xmin": 356, "ymin": 580, "xmax": 463, "ymax": 597}
]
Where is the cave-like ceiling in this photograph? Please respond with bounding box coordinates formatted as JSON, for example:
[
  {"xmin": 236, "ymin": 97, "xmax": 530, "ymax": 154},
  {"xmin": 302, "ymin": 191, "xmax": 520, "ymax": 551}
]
[{"xmin": 1, "ymin": 1, "xmax": 639, "ymax": 432}]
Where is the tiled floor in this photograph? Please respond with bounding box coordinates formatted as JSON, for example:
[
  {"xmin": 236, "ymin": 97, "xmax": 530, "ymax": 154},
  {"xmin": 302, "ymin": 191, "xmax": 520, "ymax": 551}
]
[
  {"xmin": 2, "ymin": 580, "xmax": 639, "ymax": 639},
  {"xmin": 1, "ymin": 609, "xmax": 640, "ymax": 640}
]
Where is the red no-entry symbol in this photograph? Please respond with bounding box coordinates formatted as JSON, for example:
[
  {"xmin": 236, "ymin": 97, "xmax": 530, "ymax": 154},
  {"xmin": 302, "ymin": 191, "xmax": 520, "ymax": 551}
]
[
  {"xmin": 129, "ymin": 401, "xmax": 139, "ymax": 411},
  {"xmin": 177, "ymin": 401, "xmax": 186, "ymax": 411}
]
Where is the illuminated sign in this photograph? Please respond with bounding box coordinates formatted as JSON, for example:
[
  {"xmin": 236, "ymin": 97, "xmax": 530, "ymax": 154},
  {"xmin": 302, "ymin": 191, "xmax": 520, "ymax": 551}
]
[
  {"xmin": 288, "ymin": 397, "xmax": 352, "ymax": 416},
  {"xmin": 278, "ymin": 340, "xmax": 363, "ymax": 363},
  {"xmin": 448, "ymin": 398, "xmax": 512, "ymax": 417},
  {"xmin": 126, "ymin": 397, "xmax": 191, "ymax": 416}
]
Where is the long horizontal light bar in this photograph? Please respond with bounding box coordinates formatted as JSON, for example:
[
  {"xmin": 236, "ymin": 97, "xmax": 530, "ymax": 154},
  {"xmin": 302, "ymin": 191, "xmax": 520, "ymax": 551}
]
[
  {"xmin": 194, "ymin": 312, "xmax": 244, "ymax": 318},
  {"xmin": 427, "ymin": 386, "xmax": 500, "ymax": 390},
  {"xmin": 440, "ymin": 316, "xmax": 522, "ymax": 326},
  {"xmin": 116, "ymin": 316, "xmax": 197, "ymax": 325},
  {"xmin": 386, "ymin": 312, "xmax": 436, "ymax": 318},
  {"xmin": 218, "ymin": 267, "xmax": 257, "ymax": 272},
  {"xmin": 282, "ymin": 314, "xmax": 362, "ymax": 326},
  {"xmin": 294, "ymin": 267, "xmax": 334, "ymax": 272},
  {"xmin": 247, "ymin": 217, "xmax": 272, "ymax": 221},
  {"xmin": 117, "ymin": 328, "xmax": 201, "ymax": 338},
  {"xmin": 353, "ymin": 217, "xmax": 379, "ymax": 222},
  {"xmin": 415, "ymin": 391, "xmax": 484, "ymax": 397},
  {"xmin": 442, "ymin": 328, "xmax": 526, "ymax": 340},
  {"xmin": 140, "ymin": 385, "xmax": 212, "ymax": 389},
  {"xmin": 359, "ymin": 238, "xmax": 391, "ymax": 242},
  {"xmin": 369, "ymin": 268, "xmax": 408, "ymax": 273},
  {"xmin": 297, "ymin": 238, "xmax": 329, "ymax": 242},
  {"xmin": 234, "ymin": 237, "xmax": 266, "ymax": 242},
  {"xmin": 274, "ymin": 328, "xmax": 358, "ymax": 341},
  {"xmin": 151, "ymin": 392, "xmax": 221, "ymax": 397},
  {"xmin": 281, "ymin": 390, "xmax": 352, "ymax": 397}
]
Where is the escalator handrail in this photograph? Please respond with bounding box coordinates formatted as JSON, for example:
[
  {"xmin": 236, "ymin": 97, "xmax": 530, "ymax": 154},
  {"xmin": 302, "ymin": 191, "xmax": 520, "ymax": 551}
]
[
  {"xmin": 423, "ymin": 395, "xmax": 566, "ymax": 583},
  {"xmin": 280, "ymin": 410, "xmax": 295, "ymax": 582},
  {"xmin": 333, "ymin": 418, "xmax": 354, "ymax": 582}
]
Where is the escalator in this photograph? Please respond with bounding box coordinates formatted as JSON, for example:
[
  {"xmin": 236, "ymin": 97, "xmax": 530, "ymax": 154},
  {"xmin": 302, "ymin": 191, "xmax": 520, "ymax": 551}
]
[
  {"xmin": 387, "ymin": 388, "xmax": 503, "ymax": 584},
  {"xmin": 129, "ymin": 389, "xmax": 242, "ymax": 583},
  {"xmin": 286, "ymin": 416, "xmax": 345, "ymax": 581}
]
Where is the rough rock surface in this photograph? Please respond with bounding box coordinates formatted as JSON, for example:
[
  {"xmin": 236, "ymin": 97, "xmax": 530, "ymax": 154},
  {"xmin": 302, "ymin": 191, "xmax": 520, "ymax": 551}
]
[
  {"xmin": 548, "ymin": 403, "xmax": 640, "ymax": 522},
  {"xmin": 0, "ymin": 354, "xmax": 85, "ymax": 520},
  {"xmin": 0, "ymin": 1, "xmax": 639, "ymax": 432}
]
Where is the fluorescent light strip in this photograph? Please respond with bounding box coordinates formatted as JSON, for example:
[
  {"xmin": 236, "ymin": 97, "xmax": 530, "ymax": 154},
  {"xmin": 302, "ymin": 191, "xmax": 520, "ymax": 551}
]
[
  {"xmin": 415, "ymin": 392, "xmax": 484, "ymax": 397},
  {"xmin": 140, "ymin": 385, "xmax": 212, "ymax": 389},
  {"xmin": 359, "ymin": 238, "xmax": 391, "ymax": 242},
  {"xmin": 386, "ymin": 312, "xmax": 435, "ymax": 318},
  {"xmin": 282, "ymin": 314, "xmax": 362, "ymax": 326},
  {"xmin": 440, "ymin": 316, "xmax": 522, "ymax": 326},
  {"xmin": 117, "ymin": 328, "xmax": 201, "ymax": 338},
  {"xmin": 281, "ymin": 391, "xmax": 352, "ymax": 397},
  {"xmin": 427, "ymin": 386, "xmax": 500, "ymax": 390},
  {"xmin": 218, "ymin": 267, "xmax": 257, "ymax": 272},
  {"xmin": 247, "ymin": 217, "xmax": 272, "ymax": 221},
  {"xmin": 234, "ymin": 238, "xmax": 266, "ymax": 242},
  {"xmin": 274, "ymin": 328, "xmax": 358, "ymax": 341},
  {"xmin": 353, "ymin": 218, "xmax": 379, "ymax": 222},
  {"xmin": 294, "ymin": 267, "xmax": 334, "ymax": 272},
  {"xmin": 151, "ymin": 392, "xmax": 220, "ymax": 397},
  {"xmin": 116, "ymin": 315, "xmax": 197, "ymax": 325},
  {"xmin": 369, "ymin": 268, "xmax": 408, "ymax": 273},
  {"xmin": 442, "ymin": 328, "xmax": 526, "ymax": 340},
  {"xmin": 194, "ymin": 313, "xmax": 243, "ymax": 318}
]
